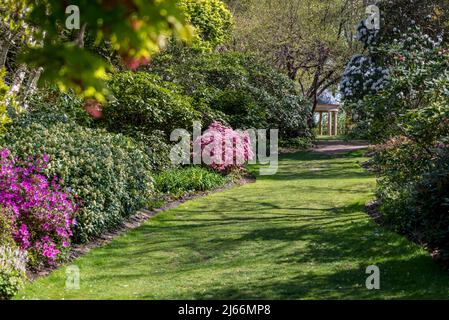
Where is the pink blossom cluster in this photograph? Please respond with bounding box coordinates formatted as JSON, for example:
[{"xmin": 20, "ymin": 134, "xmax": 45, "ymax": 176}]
[
  {"xmin": 0, "ymin": 149, "xmax": 77, "ymax": 265},
  {"xmin": 194, "ymin": 122, "xmax": 254, "ymax": 172}
]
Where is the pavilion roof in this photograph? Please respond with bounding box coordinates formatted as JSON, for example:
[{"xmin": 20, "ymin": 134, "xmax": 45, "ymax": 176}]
[{"xmin": 317, "ymin": 90, "xmax": 340, "ymax": 106}]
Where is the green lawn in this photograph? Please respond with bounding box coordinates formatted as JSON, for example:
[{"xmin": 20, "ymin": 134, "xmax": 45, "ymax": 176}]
[{"xmin": 16, "ymin": 149, "xmax": 449, "ymax": 299}]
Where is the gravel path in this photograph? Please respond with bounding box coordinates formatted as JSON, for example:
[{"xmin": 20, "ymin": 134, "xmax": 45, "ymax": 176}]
[{"xmin": 311, "ymin": 140, "xmax": 370, "ymax": 155}]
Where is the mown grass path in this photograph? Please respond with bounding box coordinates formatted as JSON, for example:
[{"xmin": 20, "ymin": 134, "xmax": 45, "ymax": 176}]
[{"xmin": 16, "ymin": 144, "xmax": 449, "ymax": 299}]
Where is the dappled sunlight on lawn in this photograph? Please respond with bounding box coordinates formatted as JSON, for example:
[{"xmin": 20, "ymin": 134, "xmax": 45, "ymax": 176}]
[{"xmin": 16, "ymin": 149, "xmax": 449, "ymax": 300}]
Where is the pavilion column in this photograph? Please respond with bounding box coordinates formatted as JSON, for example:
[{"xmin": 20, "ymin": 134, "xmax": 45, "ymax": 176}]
[
  {"xmin": 318, "ymin": 112, "xmax": 323, "ymax": 135},
  {"xmin": 333, "ymin": 111, "xmax": 338, "ymax": 136},
  {"xmin": 327, "ymin": 111, "xmax": 331, "ymax": 136}
]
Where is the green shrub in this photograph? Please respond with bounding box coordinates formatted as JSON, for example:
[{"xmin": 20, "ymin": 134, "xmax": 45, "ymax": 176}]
[
  {"xmin": 376, "ymin": 140, "xmax": 449, "ymax": 256},
  {"xmin": 128, "ymin": 130, "xmax": 173, "ymax": 172},
  {"xmin": 343, "ymin": 26, "xmax": 449, "ymax": 258},
  {"xmin": 18, "ymin": 88, "xmax": 173, "ymax": 172},
  {"xmin": 154, "ymin": 166, "xmax": 229, "ymax": 197},
  {"xmin": 103, "ymin": 72, "xmax": 201, "ymax": 137},
  {"xmin": 22, "ymin": 87, "xmax": 93, "ymax": 127},
  {"xmin": 211, "ymin": 89, "xmax": 266, "ymax": 129},
  {"xmin": 410, "ymin": 155, "xmax": 449, "ymax": 259},
  {"xmin": 1, "ymin": 122, "xmax": 154, "ymax": 243},
  {"xmin": 179, "ymin": 0, "xmax": 234, "ymax": 51},
  {"xmin": 0, "ymin": 245, "xmax": 27, "ymax": 300},
  {"xmin": 148, "ymin": 51, "xmax": 312, "ymax": 138}
]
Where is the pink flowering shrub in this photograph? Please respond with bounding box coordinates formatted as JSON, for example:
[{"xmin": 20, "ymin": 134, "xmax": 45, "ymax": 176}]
[
  {"xmin": 0, "ymin": 149, "xmax": 77, "ymax": 266},
  {"xmin": 194, "ymin": 122, "xmax": 254, "ymax": 172}
]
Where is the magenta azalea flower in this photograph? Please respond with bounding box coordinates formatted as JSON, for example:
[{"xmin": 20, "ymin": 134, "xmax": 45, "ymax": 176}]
[{"xmin": 0, "ymin": 149, "xmax": 78, "ymax": 265}]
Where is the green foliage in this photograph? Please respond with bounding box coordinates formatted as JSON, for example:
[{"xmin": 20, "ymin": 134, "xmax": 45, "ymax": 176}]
[
  {"xmin": 1, "ymin": 122, "xmax": 154, "ymax": 243},
  {"xmin": 154, "ymin": 166, "xmax": 229, "ymax": 198},
  {"xmin": 1, "ymin": 0, "xmax": 193, "ymax": 101},
  {"xmin": 127, "ymin": 130, "xmax": 173, "ymax": 173},
  {"xmin": 375, "ymin": 140, "xmax": 449, "ymax": 257},
  {"xmin": 18, "ymin": 88, "xmax": 92, "ymax": 127},
  {"xmin": 179, "ymin": 0, "xmax": 234, "ymax": 51},
  {"xmin": 0, "ymin": 245, "xmax": 27, "ymax": 300},
  {"xmin": 149, "ymin": 51, "xmax": 312, "ymax": 139},
  {"xmin": 410, "ymin": 153, "xmax": 449, "ymax": 257},
  {"xmin": 354, "ymin": 27, "xmax": 449, "ymax": 257},
  {"xmin": 103, "ymin": 71, "xmax": 201, "ymax": 137}
]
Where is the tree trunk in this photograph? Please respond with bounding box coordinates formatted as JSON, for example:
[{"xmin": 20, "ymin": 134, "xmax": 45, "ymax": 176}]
[{"xmin": 307, "ymin": 91, "xmax": 318, "ymax": 129}]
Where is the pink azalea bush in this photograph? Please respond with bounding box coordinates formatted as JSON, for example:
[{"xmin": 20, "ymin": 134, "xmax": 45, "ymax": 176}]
[
  {"xmin": 0, "ymin": 149, "xmax": 77, "ymax": 266},
  {"xmin": 194, "ymin": 122, "xmax": 254, "ymax": 172}
]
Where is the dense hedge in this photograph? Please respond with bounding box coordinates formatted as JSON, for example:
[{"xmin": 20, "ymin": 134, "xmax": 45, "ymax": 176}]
[
  {"xmin": 148, "ymin": 50, "xmax": 312, "ymax": 140},
  {"xmin": 1, "ymin": 122, "xmax": 154, "ymax": 243},
  {"xmin": 22, "ymin": 88, "xmax": 173, "ymax": 172},
  {"xmin": 103, "ymin": 72, "xmax": 201, "ymax": 137},
  {"xmin": 374, "ymin": 140, "xmax": 449, "ymax": 258}
]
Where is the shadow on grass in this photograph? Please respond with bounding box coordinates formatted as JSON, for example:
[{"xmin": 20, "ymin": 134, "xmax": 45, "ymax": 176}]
[
  {"xmin": 20, "ymin": 148, "xmax": 449, "ymax": 300},
  {"xmin": 88, "ymin": 200, "xmax": 449, "ymax": 299},
  {"xmin": 253, "ymin": 149, "xmax": 373, "ymax": 181},
  {"xmin": 189, "ymin": 255, "xmax": 444, "ymax": 300}
]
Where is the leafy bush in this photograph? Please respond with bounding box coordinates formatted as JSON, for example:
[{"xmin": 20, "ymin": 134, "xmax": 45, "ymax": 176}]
[
  {"xmin": 148, "ymin": 51, "xmax": 312, "ymax": 139},
  {"xmin": 376, "ymin": 140, "xmax": 449, "ymax": 255},
  {"xmin": 0, "ymin": 150, "xmax": 77, "ymax": 266},
  {"xmin": 154, "ymin": 166, "xmax": 229, "ymax": 197},
  {"xmin": 0, "ymin": 245, "xmax": 27, "ymax": 300},
  {"xmin": 129, "ymin": 130, "xmax": 173, "ymax": 172},
  {"xmin": 179, "ymin": 0, "xmax": 234, "ymax": 51},
  {"xmin": 103, "ymin": 72, "xmax": 201, "ymax": 137},
  {"xmin": 16, "ymin": 89, "xmax": 173, "ymax": 172},
  {"xmin": 410, "ymin": 151, "xmax": 449, "ymax": 258},
  {"xmin": 22, "ymin": 88, "xmax": 93, "ymax": 127},
  {"xmin": 1, "ymin": 122, "xmax": 154, "ymax": 243},
  {"xmin": 194, "ymin": 122, "xmax": 254, "ymax": 172},
  {"xmin": 348, "ymin": 24, "xmax": 449, "ymax": 258},
  {"xmin": 211, "ymin": 89, "xmax": 266, "ymax": 129}
]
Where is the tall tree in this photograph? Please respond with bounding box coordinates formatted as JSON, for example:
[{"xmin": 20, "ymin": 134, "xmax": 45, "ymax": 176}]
[{"xmin": 229, "ymin": 0, "xmax": 366, "ymax": 123}]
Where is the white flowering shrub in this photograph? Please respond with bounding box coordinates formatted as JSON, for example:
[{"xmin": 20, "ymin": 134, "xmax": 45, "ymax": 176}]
[
  {"xmin": 342, "ymin": 0, "xmax": 449, "ymax": 259},
  {"xmin": 340, "ymin": 54, "xmax": 389, "ymax": 103},
  {"xmin": 340, "ymin": 0, "xmax": 447, "ymax": 137},
  {"xmin": 356, "ymin": 20, "xmax": 379, "ymax": 49}
]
